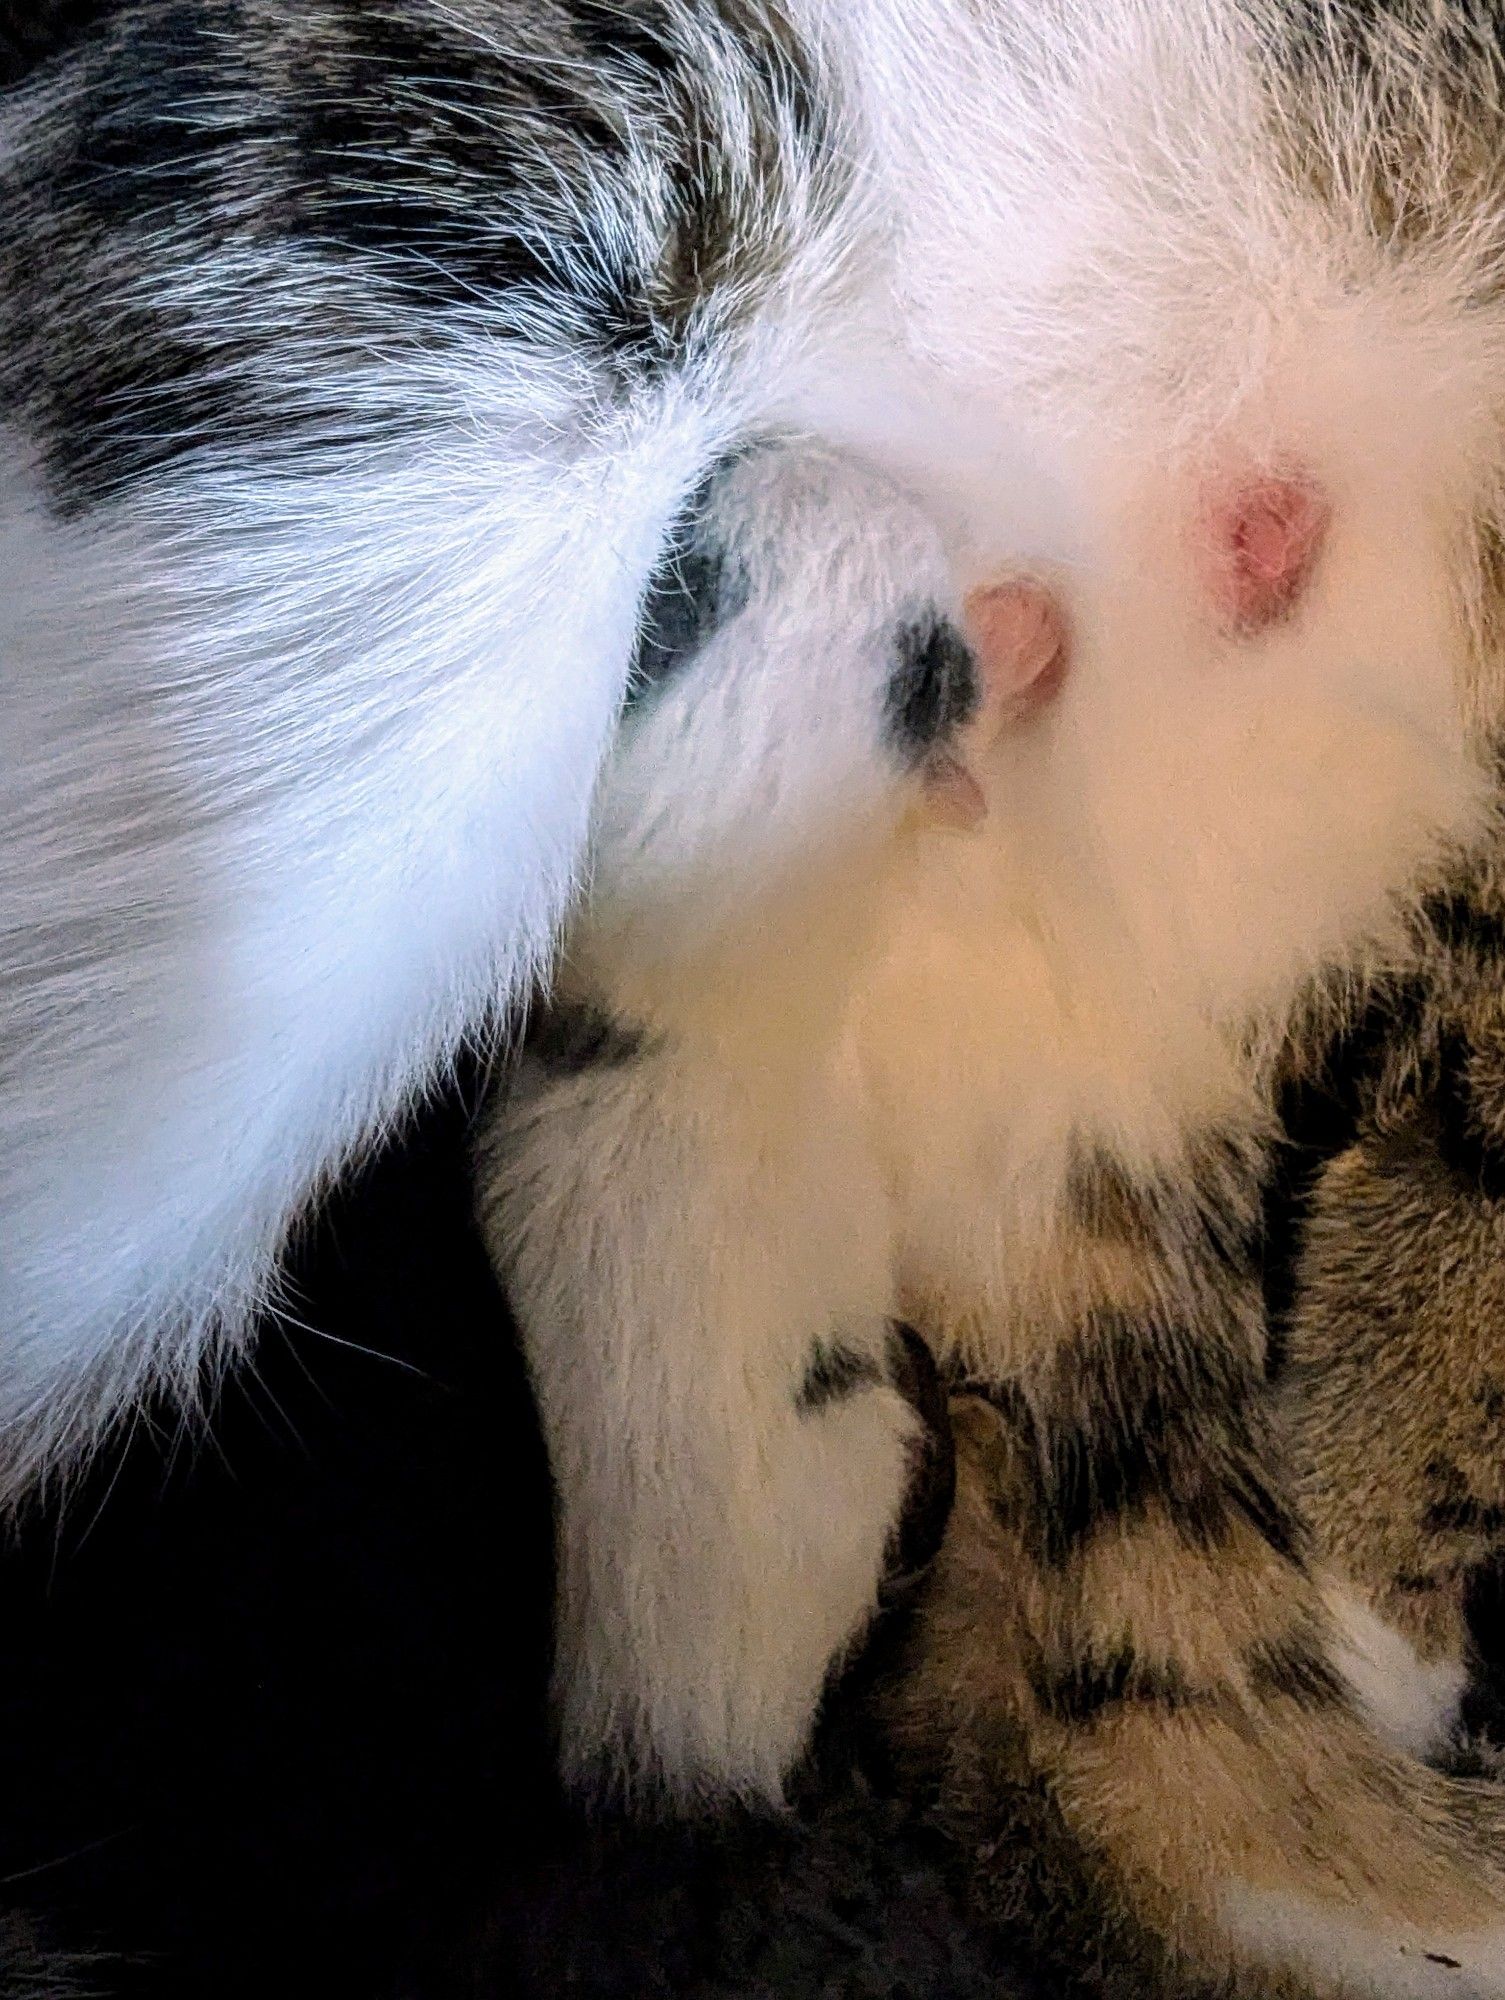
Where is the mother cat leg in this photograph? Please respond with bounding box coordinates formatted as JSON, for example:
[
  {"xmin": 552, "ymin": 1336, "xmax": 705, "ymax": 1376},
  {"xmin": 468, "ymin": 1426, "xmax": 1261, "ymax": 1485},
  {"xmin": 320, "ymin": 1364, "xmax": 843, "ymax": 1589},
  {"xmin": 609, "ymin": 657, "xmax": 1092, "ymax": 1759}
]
[
  {"xmin": 1281, "ymin": 863, "xmax": 1505, "ymax": 1762},
  {"xmin": 890, "ymin": 1131, "xmax": 1505, "ymax": 1999}
]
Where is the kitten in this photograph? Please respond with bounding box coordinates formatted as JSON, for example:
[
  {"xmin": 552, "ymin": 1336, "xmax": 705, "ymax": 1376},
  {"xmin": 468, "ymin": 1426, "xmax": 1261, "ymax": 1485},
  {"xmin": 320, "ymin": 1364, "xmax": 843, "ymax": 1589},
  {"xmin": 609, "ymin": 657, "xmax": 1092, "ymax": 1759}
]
[{"xmin": 478, "ymin": 6, "xmax": 1505, "ymax": 1993}]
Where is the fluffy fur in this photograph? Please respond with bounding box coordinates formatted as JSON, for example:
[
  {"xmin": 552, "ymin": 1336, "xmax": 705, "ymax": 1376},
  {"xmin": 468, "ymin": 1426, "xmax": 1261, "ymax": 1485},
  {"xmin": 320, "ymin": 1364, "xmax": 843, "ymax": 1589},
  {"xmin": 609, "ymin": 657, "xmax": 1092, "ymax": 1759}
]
[
  {"xmin": 478, "ymin": 5, "xmax": 1505, "ymax": 1993},
  {"xmin": 0, "ymin": 0, "xmax": 862, "ymax": 1491}
]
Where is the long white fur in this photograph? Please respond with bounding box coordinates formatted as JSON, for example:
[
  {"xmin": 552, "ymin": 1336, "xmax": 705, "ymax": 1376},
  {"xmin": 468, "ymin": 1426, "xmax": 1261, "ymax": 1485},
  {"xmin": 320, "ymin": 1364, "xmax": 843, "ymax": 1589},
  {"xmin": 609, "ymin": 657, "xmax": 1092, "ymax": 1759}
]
[
  {"xmin": 0, "ymin": 370, "xmax": 717, "ymax": 1484},
  {"xmin": 0, "ymin": 0, "xmax": 890, "ymax": 1490},
  {"xmin": 0, "ymin": 48, "xmax": 861, "ymax": 1492}
]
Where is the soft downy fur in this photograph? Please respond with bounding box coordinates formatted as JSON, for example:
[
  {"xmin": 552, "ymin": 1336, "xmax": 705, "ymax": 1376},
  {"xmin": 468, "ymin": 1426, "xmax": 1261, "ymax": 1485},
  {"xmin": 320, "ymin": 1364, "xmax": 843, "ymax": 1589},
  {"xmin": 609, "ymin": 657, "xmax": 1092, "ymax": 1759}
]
[
  {"xmin": 483, "ymin": 435, "xmax": 988, "ymax": 1801},
  {"xmin": 11, "ymin": 1, "xmax": 1505, "ymax": 1988},
  {"xmin": 479, "ymin": 4, "xmax": 1505, "ymax": 1994}
]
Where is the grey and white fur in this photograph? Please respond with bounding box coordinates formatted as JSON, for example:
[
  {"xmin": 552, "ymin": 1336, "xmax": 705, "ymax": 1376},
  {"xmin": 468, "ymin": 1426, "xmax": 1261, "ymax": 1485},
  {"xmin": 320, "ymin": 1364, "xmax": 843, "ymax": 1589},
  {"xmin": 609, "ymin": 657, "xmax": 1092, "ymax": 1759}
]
[{"xmin": 0, "ymin": 0, "xmax": 865, "ymax": 1488}]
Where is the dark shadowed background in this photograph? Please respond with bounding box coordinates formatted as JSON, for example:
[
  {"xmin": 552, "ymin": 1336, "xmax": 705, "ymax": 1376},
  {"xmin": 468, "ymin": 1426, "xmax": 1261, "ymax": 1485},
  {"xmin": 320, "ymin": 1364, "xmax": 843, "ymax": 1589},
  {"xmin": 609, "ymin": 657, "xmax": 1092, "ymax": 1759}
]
[{"xmin": 0, "ymin": 1069, "xmax": 1042, "ymax": 2000}]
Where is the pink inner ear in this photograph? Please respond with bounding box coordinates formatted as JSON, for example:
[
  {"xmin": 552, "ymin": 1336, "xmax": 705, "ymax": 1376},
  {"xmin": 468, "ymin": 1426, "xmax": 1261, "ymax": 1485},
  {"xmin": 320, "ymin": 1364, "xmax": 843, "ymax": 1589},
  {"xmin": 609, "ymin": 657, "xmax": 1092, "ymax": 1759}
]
[
  {"xmin": 963, "ymin": 580, "xmax": 1068, "ymax": 707},
  {"xmin": 1202, "ymin": 473, "xmax": 1330, "ymax": 635}
]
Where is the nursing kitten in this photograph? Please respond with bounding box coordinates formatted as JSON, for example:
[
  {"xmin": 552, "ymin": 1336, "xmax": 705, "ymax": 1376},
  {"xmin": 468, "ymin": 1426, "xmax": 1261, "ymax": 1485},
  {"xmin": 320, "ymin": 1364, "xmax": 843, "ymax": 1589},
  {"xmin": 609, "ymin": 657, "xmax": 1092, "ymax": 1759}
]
[
  {"xmin": 0, "ymin": 0, "xmax": 1184, "ymax": 1501},
  {"xmin": 479, "ymin": 7, "xmax": 1505, "ymax": 1994}
]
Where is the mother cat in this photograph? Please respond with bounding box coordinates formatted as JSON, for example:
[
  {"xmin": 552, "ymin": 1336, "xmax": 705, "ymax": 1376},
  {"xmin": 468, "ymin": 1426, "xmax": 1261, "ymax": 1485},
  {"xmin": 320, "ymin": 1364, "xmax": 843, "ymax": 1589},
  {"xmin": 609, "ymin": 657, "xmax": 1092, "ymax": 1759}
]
[
  {"xmin": 476, "ymin": 4, "xmax": 1505, "ymax": 1996},
  {"xmin": 6, "ymin": 0, "xmax": 1505, "ymax": 1985}
]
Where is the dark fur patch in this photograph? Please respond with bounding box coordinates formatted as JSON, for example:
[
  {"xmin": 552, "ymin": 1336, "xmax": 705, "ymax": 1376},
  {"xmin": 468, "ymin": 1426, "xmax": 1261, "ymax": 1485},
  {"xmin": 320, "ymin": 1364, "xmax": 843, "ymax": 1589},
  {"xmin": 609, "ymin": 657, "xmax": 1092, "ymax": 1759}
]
[
  {"xmin": 1423, "ymin": 1496, "xmax": 1505, "ymax": 1538},
  {"xmin": 1431, "ymin": 1030, "xmax": 1505, "ymax": 1201},
  {"xmin": 797, "ymin": 1342, "xmax": 882, "ymax": 1414},
  {"xmin": 1069, "ymin": 1140, "xmax": 1260, "ymax": 1286},
  {"xmin": 0, "ymin": 0, "xmax": 115, "ymax": 83},
  {"xmin": 1004, "ymin": 1311, "xmax": 1303, "ymax": 1567},
  {"xmin": 2, "ymin": 0, "xmax": 832, "ymax": 509},
  {"xmin": 1394, "ymin": 1569, "xmax": 1439, "ymax": 1597},
  {"xmin": 1062, "ymin": 1148, "xmax": 1158, "ymax": 1244},
  {"xmin": 1419, "ymin": 888, "xmax": 1505, "ymax": 963},
  {"xmin": 527, "ymin": 1005, "xmax": 645, "ymax": 1076},
  {"xmin": 625, "ymin": 463, "xmax": 749, "ymax": 710},
  {"xmin": 1028, "ymin": 1647, "xmax": 1201, "ymax": 1725},
  {"xmin": 880, "ymin": 1324, "xmax": 956, "ymax": 1594},
  {"xmin": 1244, "ymin": 1635, "xmax": 1351, "ymax": 1711},
  {"xmin": 884, "ymin": 617, "xmax": 980, "ymax": 761},
  {"xmin": 1418, "ymin": 1454, "xmax": 1505, "ymax": 1540},
  {"xmin": 1265, "ymin": 973, "xmax": 1430, "ymax": 1374}
]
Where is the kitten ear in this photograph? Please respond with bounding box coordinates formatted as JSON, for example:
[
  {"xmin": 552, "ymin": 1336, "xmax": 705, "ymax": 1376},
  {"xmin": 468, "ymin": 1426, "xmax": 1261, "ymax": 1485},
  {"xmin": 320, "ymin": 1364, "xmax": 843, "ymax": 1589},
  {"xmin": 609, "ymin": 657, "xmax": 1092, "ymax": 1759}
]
[
  {"xmin": 963, "ymin": 579, "xmax": 1068, "ymax": 703},
  {"xmin": 916, "ymin": 750, "xmax": 989, "ymax": 830}
]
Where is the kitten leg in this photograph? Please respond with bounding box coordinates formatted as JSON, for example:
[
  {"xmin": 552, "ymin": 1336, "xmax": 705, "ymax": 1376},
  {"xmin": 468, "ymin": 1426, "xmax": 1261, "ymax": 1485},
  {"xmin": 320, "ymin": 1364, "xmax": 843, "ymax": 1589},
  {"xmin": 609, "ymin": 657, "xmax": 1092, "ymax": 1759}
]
[
  {"xmin": 890, "ymin": 1133, "xmax": 1505, "ymax": 2000},
  {"xmin": 479, "ymin": 1030, "xmax": 934, "ymax": 1803}
]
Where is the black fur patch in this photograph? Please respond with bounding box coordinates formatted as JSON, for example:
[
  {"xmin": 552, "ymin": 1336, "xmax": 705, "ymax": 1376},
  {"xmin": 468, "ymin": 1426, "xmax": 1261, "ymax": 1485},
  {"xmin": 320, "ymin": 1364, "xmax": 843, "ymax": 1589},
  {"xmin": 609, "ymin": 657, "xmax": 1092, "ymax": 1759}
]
[
  {"xmin": 1245, "ymin": 1635, "xmax": 1351, "ymax": 1711},
  {"xmin": 1419, "ymin": 1454, "xmax": 1505, "ymax": 1541},
  {"xmin": 527, "ymin": 1005, "xmax": 646, "ymax": 1076},
  {"xmin": 1028, "ymin": 1646, "xmax": 1201, "ymax": 1725},
  {"xmin": 1265, "ymin": 973, "xmax": 1430, "ymax": 1375},
  {"xmin": 626, "ymin": 465, "xmax": 749, "ymax": 710},
  {"xmin": 884, "ymin": 617, "xmax": 980, "ymax": 761},
  {"xmin": 880, "ymin": 1323, "xmax": 956, "ymax": 1594},
  {"xmin": 0, "ymin": 0, "xmax": 114, "ymax": 83},
  {"xmin": 3, "ymin": 0, "xmax": 831, "ymax": 509},
  {"xmin": 1001, "ymin": 1311, "xmax": 1304, "ymax": 1567},
  {"xmin": 1423, "ymin": 1496, "xmax": 1505, "ymax": 1539},
  {"xmin": 797, "ymin": 1341, "xmax": 882, "ymax": 1413},
  {"xmin": 1432, "ymin": 1030, "xmax": 1505, "ymax": 1201},
  {"xmin": 1419, "ymin": 889, "xmax": 1505, "ymax": 963},
  {"xmin": 1394, "ymin": 1569, "xmax": 1439, "ymax": 1597}
]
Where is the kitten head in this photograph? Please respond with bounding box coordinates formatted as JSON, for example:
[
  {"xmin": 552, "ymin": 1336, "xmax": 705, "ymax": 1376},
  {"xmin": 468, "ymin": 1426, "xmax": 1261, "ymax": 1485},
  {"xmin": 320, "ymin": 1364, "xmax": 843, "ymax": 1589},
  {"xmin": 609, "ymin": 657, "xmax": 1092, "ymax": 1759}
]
[{"xmin": 561, "ymin": 441, "xmax": 1029, "ymax": 1012}]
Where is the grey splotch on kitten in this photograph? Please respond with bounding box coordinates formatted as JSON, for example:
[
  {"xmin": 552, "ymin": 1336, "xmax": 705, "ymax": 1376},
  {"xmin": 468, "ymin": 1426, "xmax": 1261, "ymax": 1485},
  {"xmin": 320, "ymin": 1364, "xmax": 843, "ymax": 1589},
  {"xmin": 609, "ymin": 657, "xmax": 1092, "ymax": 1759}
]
[{"xmin": 479, "ymin": 10, "xmax": 1505, "ymax": 1995}]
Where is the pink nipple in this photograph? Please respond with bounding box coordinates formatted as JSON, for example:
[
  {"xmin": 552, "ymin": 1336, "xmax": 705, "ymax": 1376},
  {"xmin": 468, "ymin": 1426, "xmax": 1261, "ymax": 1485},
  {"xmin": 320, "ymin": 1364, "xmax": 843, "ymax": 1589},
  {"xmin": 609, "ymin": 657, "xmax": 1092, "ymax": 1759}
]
[{"xmin": 1200, "ymin": 472, "xmax": 1329, "ymax": 635}]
